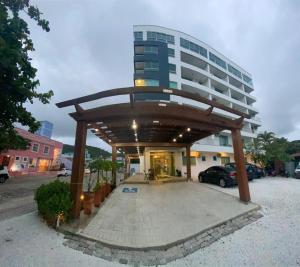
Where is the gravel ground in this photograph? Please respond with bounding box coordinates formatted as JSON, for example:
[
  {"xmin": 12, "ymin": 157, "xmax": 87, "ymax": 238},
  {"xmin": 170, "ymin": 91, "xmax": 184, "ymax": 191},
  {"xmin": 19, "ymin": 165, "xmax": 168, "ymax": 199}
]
[{"xmin": 0, "ymin": 177, "xmax": 300, "ymax": 267}]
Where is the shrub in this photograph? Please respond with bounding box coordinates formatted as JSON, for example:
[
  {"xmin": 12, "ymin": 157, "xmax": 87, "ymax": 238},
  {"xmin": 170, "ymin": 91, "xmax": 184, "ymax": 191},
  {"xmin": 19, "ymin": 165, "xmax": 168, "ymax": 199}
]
[{"xmin": 34, "ymin": 180, "xmax": 72, "ymax": 226}]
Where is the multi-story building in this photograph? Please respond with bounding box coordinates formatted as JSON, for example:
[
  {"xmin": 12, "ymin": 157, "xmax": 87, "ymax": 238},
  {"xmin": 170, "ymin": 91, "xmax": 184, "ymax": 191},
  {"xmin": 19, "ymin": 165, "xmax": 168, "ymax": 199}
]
[
  {"xmin": 133, "ymin": 25, "xmax": 261, "ymax": 178},
  {"xmin": 0, "ymin": 127, "xmax": 63, "ymax": 176},
  {"xmin": 35, "ymin": 120, "xmax": 53, "ymax": 139}
]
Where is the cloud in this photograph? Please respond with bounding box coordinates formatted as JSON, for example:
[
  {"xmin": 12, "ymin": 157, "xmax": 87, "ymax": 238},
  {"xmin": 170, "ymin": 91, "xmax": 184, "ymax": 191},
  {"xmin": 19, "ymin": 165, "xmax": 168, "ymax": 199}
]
[{"xmin": 23, "ymin": 0, "xmax": 300, "ymax": 150}]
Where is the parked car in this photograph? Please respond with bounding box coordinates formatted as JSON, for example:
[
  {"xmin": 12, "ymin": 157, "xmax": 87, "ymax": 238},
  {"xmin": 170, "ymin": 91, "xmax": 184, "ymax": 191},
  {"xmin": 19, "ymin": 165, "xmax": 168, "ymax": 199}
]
[
  {"xmin": 57, "ymin": 168, "xmax": 72, "ymax": 177},
  {"xmin": 225, "ymin": 163, "xmax": 254, "ymax": 181},
  {"xmin": 248, "ymin": 164, "xmax": 265, "ymax": 178},
  {"xmin": 0, "ymin": 166, "xmax": 10, "ymax": 183},
  {"xmin": 295, "ymin": 164, "xmax": 300, "ymax": 178},
  {"xmin": 198, "ymin": 166, "xmax": 237, "ymax": 187}
]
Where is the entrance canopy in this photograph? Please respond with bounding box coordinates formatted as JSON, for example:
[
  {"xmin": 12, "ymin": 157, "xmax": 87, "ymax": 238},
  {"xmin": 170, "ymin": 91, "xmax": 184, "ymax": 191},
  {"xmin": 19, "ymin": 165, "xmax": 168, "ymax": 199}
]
[
  {"xmin": 56, "ymin": 86, "xmax": 251, "ymax": 218},
  {"xmin": 57, "ymin": 86, "xmax": 249, "ymax": 154}
]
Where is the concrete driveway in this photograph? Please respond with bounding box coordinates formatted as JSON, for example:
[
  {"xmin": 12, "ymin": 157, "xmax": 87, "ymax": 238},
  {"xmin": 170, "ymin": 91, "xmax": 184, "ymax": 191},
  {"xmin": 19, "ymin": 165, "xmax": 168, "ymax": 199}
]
[{"xmin": 80, "ymin": 182, "xmax": 258, "ymax": 248}]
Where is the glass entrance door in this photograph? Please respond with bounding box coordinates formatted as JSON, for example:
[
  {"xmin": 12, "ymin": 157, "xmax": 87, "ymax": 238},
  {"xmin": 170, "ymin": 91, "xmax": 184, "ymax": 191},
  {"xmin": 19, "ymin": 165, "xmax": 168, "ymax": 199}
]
[{"xmin": 150, "ymin": 152, "xmax": 175, "ymax": 178}]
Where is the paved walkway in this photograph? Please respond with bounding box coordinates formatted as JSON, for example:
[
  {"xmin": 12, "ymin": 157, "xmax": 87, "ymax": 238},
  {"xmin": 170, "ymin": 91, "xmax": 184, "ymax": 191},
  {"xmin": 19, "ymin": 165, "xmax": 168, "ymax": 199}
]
[{"xmin": 79, "ymin": 182, "xmax": 258, "ymax": 248}]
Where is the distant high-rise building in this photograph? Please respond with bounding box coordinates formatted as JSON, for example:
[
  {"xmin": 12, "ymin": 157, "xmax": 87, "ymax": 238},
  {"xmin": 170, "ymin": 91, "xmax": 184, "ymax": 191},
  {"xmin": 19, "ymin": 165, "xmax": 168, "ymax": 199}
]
[{"xmin": 35, "ymin": 121, "xmax": 53, "ymax": 139}]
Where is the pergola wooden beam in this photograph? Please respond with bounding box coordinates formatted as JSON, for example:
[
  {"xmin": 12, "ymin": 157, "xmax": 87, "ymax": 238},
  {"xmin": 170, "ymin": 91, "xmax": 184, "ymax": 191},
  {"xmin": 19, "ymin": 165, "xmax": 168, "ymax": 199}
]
[
  {"xmin": 114, "ymin": 142, "xmax": 188, "ymax": 148},
  {"xmin": 56, "ymin": 86, "xmax": 250, "ymax": 119}
]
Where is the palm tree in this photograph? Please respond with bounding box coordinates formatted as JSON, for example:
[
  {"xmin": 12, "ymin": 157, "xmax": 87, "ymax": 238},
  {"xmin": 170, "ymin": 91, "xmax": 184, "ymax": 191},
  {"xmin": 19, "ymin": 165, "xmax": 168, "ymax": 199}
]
[{"xmin": 257, "ymin": 131, "xmax": 275, "ymax": 150}]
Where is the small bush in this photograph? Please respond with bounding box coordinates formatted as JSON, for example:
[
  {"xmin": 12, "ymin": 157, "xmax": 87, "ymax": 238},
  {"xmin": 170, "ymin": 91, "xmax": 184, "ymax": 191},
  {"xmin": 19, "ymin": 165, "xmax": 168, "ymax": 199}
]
[{"xmin": 35, "ymin": 180, "xmax": 72, "ymax": 226}]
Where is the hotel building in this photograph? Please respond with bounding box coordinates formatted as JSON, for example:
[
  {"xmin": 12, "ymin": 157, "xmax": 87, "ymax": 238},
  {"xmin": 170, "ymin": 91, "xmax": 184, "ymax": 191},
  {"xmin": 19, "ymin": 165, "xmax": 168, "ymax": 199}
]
[{"xmin": 133, "ymin": 25, "xmax": 261, "ymax": 178}]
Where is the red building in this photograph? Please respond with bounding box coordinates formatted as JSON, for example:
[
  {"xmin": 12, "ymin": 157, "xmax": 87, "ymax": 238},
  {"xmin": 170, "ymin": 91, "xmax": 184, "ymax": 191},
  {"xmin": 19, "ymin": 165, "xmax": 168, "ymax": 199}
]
[{"xmin": 0, "ymin": 128, "xmax": 63, "ymax": 176}]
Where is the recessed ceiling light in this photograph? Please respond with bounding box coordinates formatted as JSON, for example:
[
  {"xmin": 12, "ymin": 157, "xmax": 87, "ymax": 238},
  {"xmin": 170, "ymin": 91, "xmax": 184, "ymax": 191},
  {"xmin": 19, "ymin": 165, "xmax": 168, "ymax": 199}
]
[
  {"xmin": 187, "ymin": 128, "xmax": 191, "ymax": 132},
  {"xmin": 173, "ymin": 138, "xmax": 176, "ymax": 142},
  {"xmin": 179, "ymin": 134, "xmax": 183, "ymax": 138}
]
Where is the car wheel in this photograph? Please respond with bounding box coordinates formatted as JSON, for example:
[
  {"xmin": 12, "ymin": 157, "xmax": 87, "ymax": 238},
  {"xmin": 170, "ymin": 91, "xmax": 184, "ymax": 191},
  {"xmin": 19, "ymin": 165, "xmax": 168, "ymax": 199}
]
[
  {"xmin": 198, "ymin": 175, "xmax": 203, "ymax": 183},
  {"xmin": 219, "ymin": 178, "xmax": 226, "ymax": 188},
  {"xmin": 0, "ymin": 175, "xmax": 6, "ymax": 183}
]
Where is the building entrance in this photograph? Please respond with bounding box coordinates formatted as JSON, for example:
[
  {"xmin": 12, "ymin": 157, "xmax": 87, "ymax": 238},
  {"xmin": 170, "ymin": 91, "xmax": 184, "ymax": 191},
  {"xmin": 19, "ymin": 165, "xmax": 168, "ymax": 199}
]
[{"xmin": 150, "ymin": 152, "xmax": 175, "ymax": 178}]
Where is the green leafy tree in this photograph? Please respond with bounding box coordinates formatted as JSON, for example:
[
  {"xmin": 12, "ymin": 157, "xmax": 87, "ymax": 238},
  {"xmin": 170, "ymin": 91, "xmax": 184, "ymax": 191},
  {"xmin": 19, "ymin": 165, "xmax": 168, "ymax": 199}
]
[
  {"xmin": 286, "ymin": 140, "xmax": 300, "ymax": 155},
  {"xmin": 0, "ymin": 0, "xmax": 53, "ymax": 152},
  {"xmin": 245, "ymin": 138, "xmax": 266, "ymax": 167},
  {"xmin": 257, "ymin": 131, "xmax": 275, "ymax": 150}
]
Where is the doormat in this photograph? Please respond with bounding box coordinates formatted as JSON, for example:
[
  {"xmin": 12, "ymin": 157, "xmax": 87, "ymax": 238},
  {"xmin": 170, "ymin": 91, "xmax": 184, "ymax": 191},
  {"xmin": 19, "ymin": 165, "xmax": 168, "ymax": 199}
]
[{"xmin": 122, "ymin": 187, "xmax": 138, "ymax": 193}]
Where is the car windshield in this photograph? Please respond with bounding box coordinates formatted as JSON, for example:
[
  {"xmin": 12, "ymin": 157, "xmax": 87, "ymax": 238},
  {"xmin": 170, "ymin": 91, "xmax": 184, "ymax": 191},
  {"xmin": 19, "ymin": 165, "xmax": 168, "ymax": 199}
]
[{"xmin": 225, "ymin": 166, "xmax": 235, "ymax": 172}]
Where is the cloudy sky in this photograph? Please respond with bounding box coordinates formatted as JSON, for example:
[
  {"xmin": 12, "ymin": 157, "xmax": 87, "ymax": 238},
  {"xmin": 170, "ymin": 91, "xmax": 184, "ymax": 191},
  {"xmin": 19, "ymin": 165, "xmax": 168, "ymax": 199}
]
[{"xmin": 25, "ymin": 0, "xmax": 300, "ymax": 151}]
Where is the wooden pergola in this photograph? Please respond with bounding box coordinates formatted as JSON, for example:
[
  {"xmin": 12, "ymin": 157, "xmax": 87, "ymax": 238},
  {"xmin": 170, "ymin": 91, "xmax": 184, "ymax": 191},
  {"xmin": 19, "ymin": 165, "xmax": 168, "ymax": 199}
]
[{"xmin": 57, "ymin": 86, "xmax": 251, "ymax": 218}]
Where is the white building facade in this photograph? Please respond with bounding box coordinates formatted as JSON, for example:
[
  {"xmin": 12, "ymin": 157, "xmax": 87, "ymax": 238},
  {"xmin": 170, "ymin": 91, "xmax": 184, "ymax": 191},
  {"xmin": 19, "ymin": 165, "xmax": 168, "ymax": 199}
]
[{"xmin": 133, "ymin": 25, "xmax": 261, "ymax": 180}]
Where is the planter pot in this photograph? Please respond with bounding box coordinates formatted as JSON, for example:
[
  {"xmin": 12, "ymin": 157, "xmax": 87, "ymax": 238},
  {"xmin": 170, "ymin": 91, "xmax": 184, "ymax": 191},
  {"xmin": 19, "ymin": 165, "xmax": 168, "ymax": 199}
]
[
  {"xmin": 83, "ymin": 192, "xmax": 94, "ymax": 215},
  {"xmin": 100, "ymin": 186, "xmax": 106, "ymax": 202},
  {"xmin": 107, "ymin": 183, "xmax": 112, "ymax": 194},
  {"xmin": 94, "ymin": 188, "xmax": 102, "ymax": 207}
]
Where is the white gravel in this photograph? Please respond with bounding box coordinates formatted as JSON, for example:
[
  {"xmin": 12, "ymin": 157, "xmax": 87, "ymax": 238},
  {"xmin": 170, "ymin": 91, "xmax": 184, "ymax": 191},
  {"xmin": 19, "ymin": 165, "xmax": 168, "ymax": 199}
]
[{"xmin": 1, "ymin": 177, "xmax": 300, "ymax": 267}]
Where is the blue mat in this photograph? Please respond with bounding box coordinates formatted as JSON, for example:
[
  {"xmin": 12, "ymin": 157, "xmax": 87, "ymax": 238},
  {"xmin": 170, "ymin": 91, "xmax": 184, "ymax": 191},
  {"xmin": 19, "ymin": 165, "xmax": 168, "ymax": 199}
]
[{"xmin": 122, "ymin": 187, "xmax": 138, "ymax": 193}]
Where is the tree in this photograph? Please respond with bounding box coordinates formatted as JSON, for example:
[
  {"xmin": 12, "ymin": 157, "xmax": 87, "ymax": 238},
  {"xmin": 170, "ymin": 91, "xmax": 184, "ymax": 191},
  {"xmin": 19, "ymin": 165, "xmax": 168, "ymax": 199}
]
[
  {"xmin": 245, "ymin": 138, "xmax": 266, "ymax": 167},
  {"xmin": 257, "ymin": 131, "xmax": 275, "ymax": 150},
  {"xmin": 0, "ymin": 0, "xmax": 53, "ymax": 152}
]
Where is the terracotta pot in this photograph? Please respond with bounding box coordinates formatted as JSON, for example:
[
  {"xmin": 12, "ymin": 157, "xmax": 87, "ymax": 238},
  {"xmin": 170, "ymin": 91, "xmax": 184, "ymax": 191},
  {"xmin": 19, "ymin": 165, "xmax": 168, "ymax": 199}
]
[
  {"xmin": 83, "ymin": 192, "xmax": 94, "ymax": 215},
  {"xmin": 94, "ymin": 188, "xmax": 102, "ymax": 207},
  {"xmin": 107, "ymin": 183, "xmax": 112, "ymax": 194},
  {"xmin": 100, "ymin": 186, "xmax": 106, "ymax": 202}
]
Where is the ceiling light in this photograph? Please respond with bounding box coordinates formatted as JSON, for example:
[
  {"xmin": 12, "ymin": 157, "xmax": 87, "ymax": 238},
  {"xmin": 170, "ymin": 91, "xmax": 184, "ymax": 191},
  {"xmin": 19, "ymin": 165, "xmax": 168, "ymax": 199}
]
[
  {"xmin": 153, "ymin": 120, "xmax": 159, "ymax": 124},
  {"xmin": 179, "ymin": 134, "xmax": 183, "ymax": 138},
  {"xmin": 132, "ymin": 120, "xmax": 137, "ymax": 130},
  {"xmin": 187, "ymin": 128, "xmax": 191, "ymax": 132},
  {"xmin": 134, "ymin": 133, "xmax": 137, "ymax": 136},
  {"xmin": 95, "ymin": 129, "xmax": 99, "ymax": 132},
  {"xmin": 173, "ymin": 138, "xmax": 176, "ymax": 142},
  {"xmin": 108, "ymin": 139, "xmax": 111, "ymax": 143}
]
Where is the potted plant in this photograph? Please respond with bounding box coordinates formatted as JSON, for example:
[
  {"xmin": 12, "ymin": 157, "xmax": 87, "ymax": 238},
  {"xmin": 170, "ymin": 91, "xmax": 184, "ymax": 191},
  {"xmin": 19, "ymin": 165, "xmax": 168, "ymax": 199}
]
[
  {"xmin": 102, "ymin": 160, "xmax": 111, "ymax": 197},
  {"xmin": 83, "ymin": 161, "xmax": 96, "ymax": 215},
  {"xmin": 93, "ymin": 159, "xmax": 104, "ymax": 207}
]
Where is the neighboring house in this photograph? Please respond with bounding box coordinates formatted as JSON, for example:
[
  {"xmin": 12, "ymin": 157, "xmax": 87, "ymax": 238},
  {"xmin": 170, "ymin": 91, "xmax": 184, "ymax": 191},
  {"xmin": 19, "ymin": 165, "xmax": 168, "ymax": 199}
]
[
  {"xmin": 133, "ymin": 25, "xmax": 261, "ymax": 178},
  {"xmin": 0, "ymin": 127, "xmax": 63, "ymax": 176}
]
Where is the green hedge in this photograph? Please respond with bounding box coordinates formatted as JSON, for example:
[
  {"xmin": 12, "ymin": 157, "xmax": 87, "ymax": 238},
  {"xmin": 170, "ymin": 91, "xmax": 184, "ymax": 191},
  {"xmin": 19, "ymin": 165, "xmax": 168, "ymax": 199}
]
[{"xmin": 34, "ymin": 180, "xmax": 72, "ymax": 226}]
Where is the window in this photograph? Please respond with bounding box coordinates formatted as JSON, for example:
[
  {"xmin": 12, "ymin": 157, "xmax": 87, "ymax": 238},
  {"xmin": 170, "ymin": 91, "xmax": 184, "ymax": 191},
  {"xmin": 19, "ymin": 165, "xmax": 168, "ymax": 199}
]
[
  {"xmin": 135, "ymin": 79, "xmax": 159, "ymax": 87},
  {"xmin": 145, "ymin": 61, "xmax": 159, "ymax": 71},
  {"xmin": 29, "ymin": 158, "xmax": 37, "ymax": 168},
  {"xmin": 219, "ymin": 135, "xmax": 229, "ymax": 146},
  {"xmin": 15, "ymin": 156, "xmax": 20, "ymax": 161},
  {"xmin": 134, "ymin": 31, "xmax": 143, "ymax": 41},
  {"xmin": 169, "ymin": 81, "xmax": 177, "ymax": 89},
  {"xmin": 209, "ymin": 52, "xmax": 227, "ymax": 69},
  {"xmin": 180, "ymin": 38, "xmax": 207, "ymax": 58},
  {"xmin": 43, "ymin": 146, "xmax": 50, "ymax": 154},
  {"xmin": 32, "ymin": 143, "xmax": 39, "ymax": 152},
  {"xmin": 169, "ymin": 63, "xmax": 176, "ymax": 74},
  {"xmin": 134, "ymin": 46, "xmax": 144, "ymax": 54},
  {"xmin": 147, "ymin": 31, "xmax": 175, "ymax": 44},
  {"xmin": 213, "ymin": 155, "xmax": 217, "ymax": 161},
  {"xmin": 228, "ymin": 64, "xmax": 242, "ymax": 79},
  {"xmin": 182, "ymin": 156, "xmax": 196, "ymax": 165},
  {"xmin": 201, "ymin": 156, "xmax": 206, "ymax": 161},
  {"xmin": 23, "ymin": 157, "xmax": 28, "ymax": 162},
  {"xmin": 135, "ymin": 46, "xmax": 158, "ymax": 55},
  {"xmin": 135, "ymin": 61, "xmax": 159, "ymax": 73},
  {"xmin": 242, "ymin": 74, "xmax": 253, "ymax": 85},
  {"xmin": 168, "ymin": 48, "xmax": 175, "ymax": 57},
  {"xmin": 144, "ymin": 46, "xmax": 158, "ymax": 54},
  {"xmin": 221, "ymin": 157, "xmax": 230, "ymax": 165}
]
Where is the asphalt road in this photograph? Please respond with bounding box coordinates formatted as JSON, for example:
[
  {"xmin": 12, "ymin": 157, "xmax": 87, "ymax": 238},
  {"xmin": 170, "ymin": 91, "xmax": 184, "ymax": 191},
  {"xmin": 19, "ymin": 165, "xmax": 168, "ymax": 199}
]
[
  {"xmin": 0, "ymin": 175, "xmax": 59, "ymax": 222},
  {"xmin": 0, "ymin": 172, "xmax": 123, "ymax": 222}
]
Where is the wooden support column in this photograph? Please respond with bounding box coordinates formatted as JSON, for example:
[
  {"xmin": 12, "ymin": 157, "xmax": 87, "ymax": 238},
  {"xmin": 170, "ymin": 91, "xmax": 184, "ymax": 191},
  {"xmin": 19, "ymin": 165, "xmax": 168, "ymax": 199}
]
[
  {"xmin": 231, "ymin": 128, "xmax": 251, "ymax": 202},
  {"xmin": 124, "ymin": 155, "xmax": 128, "ymax": 180},
  {"xmin": 186, "ymin": 144, "xmax": 191, "ymax": 181},
  {"xmin": 112, "ymin": 145, "xmax": 117, "ymax": 188},
  {"xmin": 70, "ymin": 120, "xmax": 87, "ymax": 218}
]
